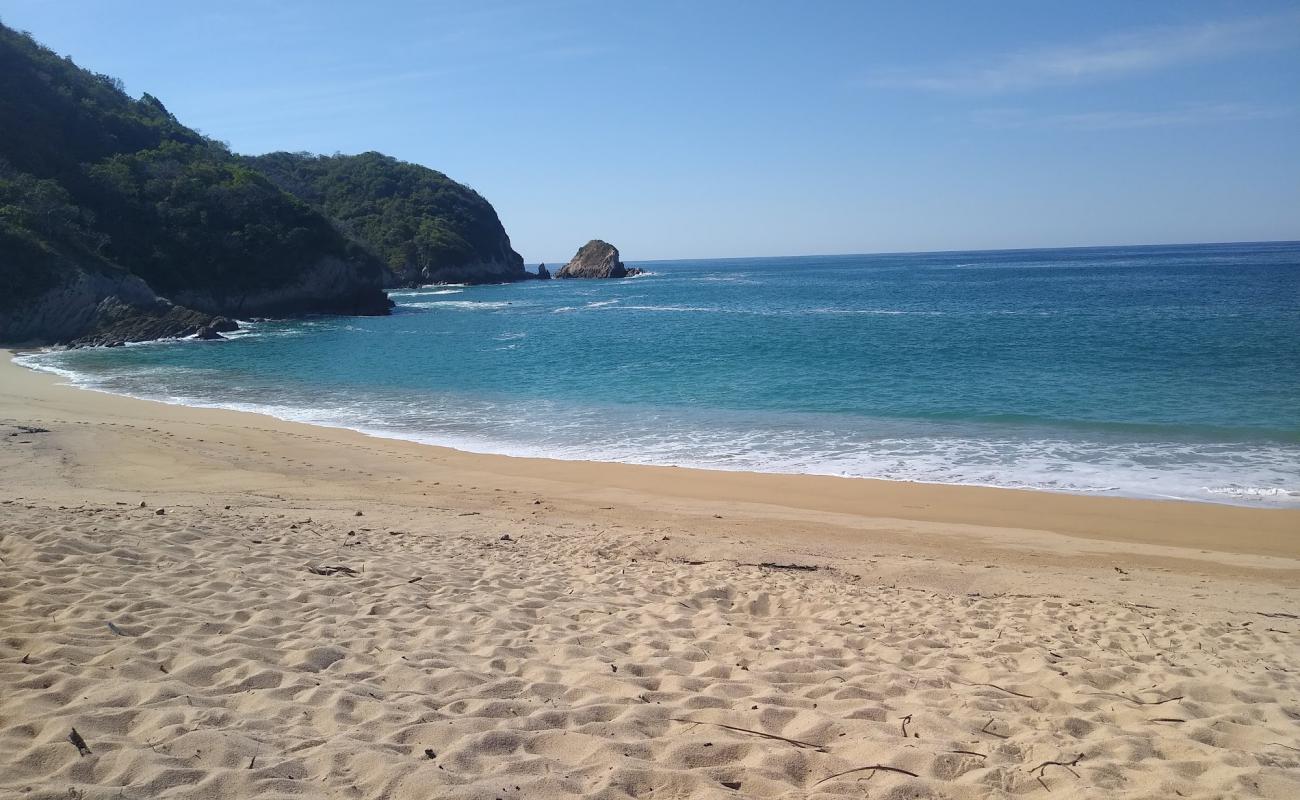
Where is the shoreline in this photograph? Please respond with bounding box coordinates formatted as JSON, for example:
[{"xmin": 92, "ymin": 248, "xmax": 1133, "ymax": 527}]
[
  {"xmin": 12, "ymin": 346, "xmax": 1300, "ymax": 512},
  {"xmin": 5, "ymin": 350, "xmax": 1299, "ymax": 564}
]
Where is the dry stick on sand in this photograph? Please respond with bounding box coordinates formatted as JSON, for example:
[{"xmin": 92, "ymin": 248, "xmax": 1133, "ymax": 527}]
[
  {"xmin": 670, "ymin": 718, "xmax": 827, "ymax": 752},
  {"xmin": 814, "ymin": 764, "xmax": 920, "ymax": 786},
  {"xmin": 958, "ymin": 680, "xmax": 1035, "ymax": 699},
  {"xmin": 1032, "ymin": 753, "xmax": 1084, "ymax": 792},
  {"xmin": 980, "ymin": 718, "xmax": 1010, "ymax": 739},
  {"xmin": 1086, "ymin": 691, "xmax": 1183, "ymax": 706}
]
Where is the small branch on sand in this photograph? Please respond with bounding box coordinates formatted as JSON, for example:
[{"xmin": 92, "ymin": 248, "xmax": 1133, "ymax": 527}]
[
  {"xmin": 670, "ymin": 718, "xmax": 826, "ymax": 752},
  {"xmin": 747, "ymin": 562, "xmax": 819, "ymax": 572},
  {"xmin": 899, "ymin": 714, "xmax": 913, "ymax": 738},
  {"xmin": 1257, "ymin": 611, "xmax": 1299, "ymax": 619},
  {"xmin": 814, "ymin": 764, "xmax": 919, "ymax": 785},
  {"xmin": 958, "ymin": 680, "xmax": 1035, "ymax": 699},
  {"xmin": 1267, "ymin": 742, "xmax": 1300, "ymax": 753},
  {"xmin": 1032, "ymin": 753, "xmax": 1083, "ymax": 777},
  {"xmin": 1031, "ymin": 753, "xmax": 1083, "ymax": 792},
  {"xmin": 306, "ymin": 564, "xmax": 359, "ymax": 576},
  {"xmin": 1086, "ymin": 691, "xmax": 1183, "ymax": 706},
  {"xmin": 949, "ymin": 749, "xmax": 987, "ymax": 759},
  {"xmin": 979, "ymin": 718, "xmax": 1010, "ymax": 739}
]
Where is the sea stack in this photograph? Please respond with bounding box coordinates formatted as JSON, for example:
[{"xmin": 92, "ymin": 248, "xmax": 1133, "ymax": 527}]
[{"xmin": 556, "ymin": 240, "xmax": 639, "ymax": 279}]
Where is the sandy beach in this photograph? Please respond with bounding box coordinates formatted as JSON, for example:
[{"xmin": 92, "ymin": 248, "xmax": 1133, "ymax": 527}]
[{"xmin": 1, "ymin": 351, "xmax": 1298, "ymax": 799}]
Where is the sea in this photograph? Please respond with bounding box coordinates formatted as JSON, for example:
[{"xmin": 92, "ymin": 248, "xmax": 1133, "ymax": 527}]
[{"xmin": 15, "ymin": 242, "xmax": 1300, "ymax": 506}]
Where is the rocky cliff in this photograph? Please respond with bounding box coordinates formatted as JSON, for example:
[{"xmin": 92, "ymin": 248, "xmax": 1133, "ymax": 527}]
[
  {"xmin": 555, "ymin": 240, "xmax": 641, "ymax": 279},
  {"xmin": 244, "ymin": 152, "xmax": 528, "ymax": 288}
]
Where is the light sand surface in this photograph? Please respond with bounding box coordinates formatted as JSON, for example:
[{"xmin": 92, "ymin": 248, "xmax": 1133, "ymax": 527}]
[{"xmin": 2, "ymin": 352, "xmax": 1298, "ymax": 799}]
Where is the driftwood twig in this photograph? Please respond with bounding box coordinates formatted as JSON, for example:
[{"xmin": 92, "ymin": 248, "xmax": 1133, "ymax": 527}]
[
  {"xmin": 670, "ymin": 718, "xmax": 826, "ymax": 752},
  {"xmin": 814, "ymin": 764, "xmax": 919, "ymax": 785}
]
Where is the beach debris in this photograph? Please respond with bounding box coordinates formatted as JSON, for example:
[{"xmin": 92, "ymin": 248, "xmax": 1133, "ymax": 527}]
[
  {"xmin": 139, "ymin": 501, "xmax": 147, "ymax": 507},
  {"xmin": 106, "ymin": 621, "xmax": 130, "ymax": 636},
  {"xmin": 499, "ymin": 534, "xmax": 512, "ymax": 542},
  {"xmin": 155, "ymin": 508, "xmax": 165, "ymax": 515},
  {"xmin": 899, "ymin": 714, "xmax": 913, "ymax": 738},
  {"xmin": 979, "ymin": 718, "xmax": 1010, "ymax": 739},
  {"xmin": 752, "ymin": 562, "xmax": 818, "ymax": 572},
  {"xmin": 407, "ymin": 576, "xmax": 423, "ymax": 584},
  {"xmin": 1257, "ymin": 611, "xmax": 1299, "ymax": 619},
  {"xmin": 1114, "ymin": 566, "xmax": 1128, "ymax": 575},
  {"xmin": 1086, "ymin": 691, "xmax": 1182, "ymax": 706},
  {"xmin": 670, "ymin": 718, "xmax": 826, "ymax": 752},
  {"xmin": 20, "ymin": 653, "xmax": 30, "ymax": 664},
  {"xmin": 721, "ymin": 781, "xmax": 742, "ymax": 790},
  {"xmin": 355, "ymin": 511, "xmax": 363, "ymax": 516},
  {"xmin": 814, "ymin": 764, "xmax": 919, "ymax": 786},
  {"xmin": 959, "ymin": 680, "xmax": 1035, "ymax": 699},
  {"xmin": 457, "ymin": 511, "xmax": 479, "ymax": 517},
  {"xmin": 949, "ymin": 749, "xmax": 987, "ymax": 759},
  {"xmin": 424, "ymin": 748, "xmax": 437, "ymax": 759},
  {"xmin": 307, "ymin": 564, "xmax": 359, "ymax": 577},
  {"xmin": 1031, "ymin": 753, "xmax": 1084, "ymax": 791},
  {"xmin": 68, "ymin": 728, "xmax": 92, "ymax": 756}
]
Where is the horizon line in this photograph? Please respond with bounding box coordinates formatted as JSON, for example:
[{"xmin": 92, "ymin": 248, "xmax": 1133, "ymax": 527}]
[{"xmin": 529, "ymin": 239, "xmax": 1300, "ymax": 267}]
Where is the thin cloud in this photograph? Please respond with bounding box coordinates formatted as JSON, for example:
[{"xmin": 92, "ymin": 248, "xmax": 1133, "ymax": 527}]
[
  {"xmin": 868, "ymin": 14, "xmax": 1300, "ymax": 93},
  {"xmin": 972, "ymin": 103, "xmax": 1292, "ymax": 131}
]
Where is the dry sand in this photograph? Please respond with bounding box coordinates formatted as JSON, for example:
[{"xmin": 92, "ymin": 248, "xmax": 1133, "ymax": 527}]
[{"xmin": 1, "ymin": 352, "xmax": 1297, "ymax": 799}]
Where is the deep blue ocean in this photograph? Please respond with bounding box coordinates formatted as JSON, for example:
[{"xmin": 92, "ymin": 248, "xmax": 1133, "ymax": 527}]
[{"xmin": 18, "ymin": 242, "xmax": 1300, "ymax": 506}]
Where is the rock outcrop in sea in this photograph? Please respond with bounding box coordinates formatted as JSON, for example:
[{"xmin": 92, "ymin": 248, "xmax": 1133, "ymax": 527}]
[{"xmin": 555, "ymin": 240, "xmax": 643, "ymax": 279}]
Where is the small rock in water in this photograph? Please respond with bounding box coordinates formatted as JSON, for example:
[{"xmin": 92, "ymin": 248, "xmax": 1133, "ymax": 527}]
[
  {"xmin": 355, "ymin": 511, "xmax": 364, "ymax": 517},
  {"xmin": 155, "ymin": 508, "xmax": 165, "ymax": 515},
  {"xmin": 500, "ymin": 534, "xmax": 513, "ymax": 542}
]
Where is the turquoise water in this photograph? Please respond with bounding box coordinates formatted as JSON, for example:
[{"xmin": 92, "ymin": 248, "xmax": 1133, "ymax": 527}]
[{"xmin": 18, "ymin": 242, "xmax": 1300, "ymax": 505}]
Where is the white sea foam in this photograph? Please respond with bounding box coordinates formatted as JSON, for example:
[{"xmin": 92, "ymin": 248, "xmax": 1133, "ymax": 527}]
[
  {"xmin": 13, "ymin": 348, "xmax": 1299, "ymax": 508},
  {"xmin": 402, "ymin": 300, "xmax": 516, "ymax": 310}
]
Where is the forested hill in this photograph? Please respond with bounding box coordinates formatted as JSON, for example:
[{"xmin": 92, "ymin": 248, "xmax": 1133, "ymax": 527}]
[
  {"xmin": 244, "ymin": 152, "xmax": 527, "ymax": 287},
  {"xmin": 0, "ymin": 23, "xmax": 529, "ymax": 345},
  {"xmin": 0, "ymin": 22, "xmax": 390, "ymax": 344}
]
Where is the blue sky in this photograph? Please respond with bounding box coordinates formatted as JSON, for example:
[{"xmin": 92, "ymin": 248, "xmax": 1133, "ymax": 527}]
[{"xmin": 3, "ymin": 1, "xmax": 1297, "ymax": 261}]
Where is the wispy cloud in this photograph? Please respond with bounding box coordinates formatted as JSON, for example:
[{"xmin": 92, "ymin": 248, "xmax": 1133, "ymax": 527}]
[
  {"xmin": 867, "ymin": 14, "xmax": 1300, "ymax": 93},
  {"xmin": 972, "ymin": 103, "xmax": 1292, "ymax": 131}
]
